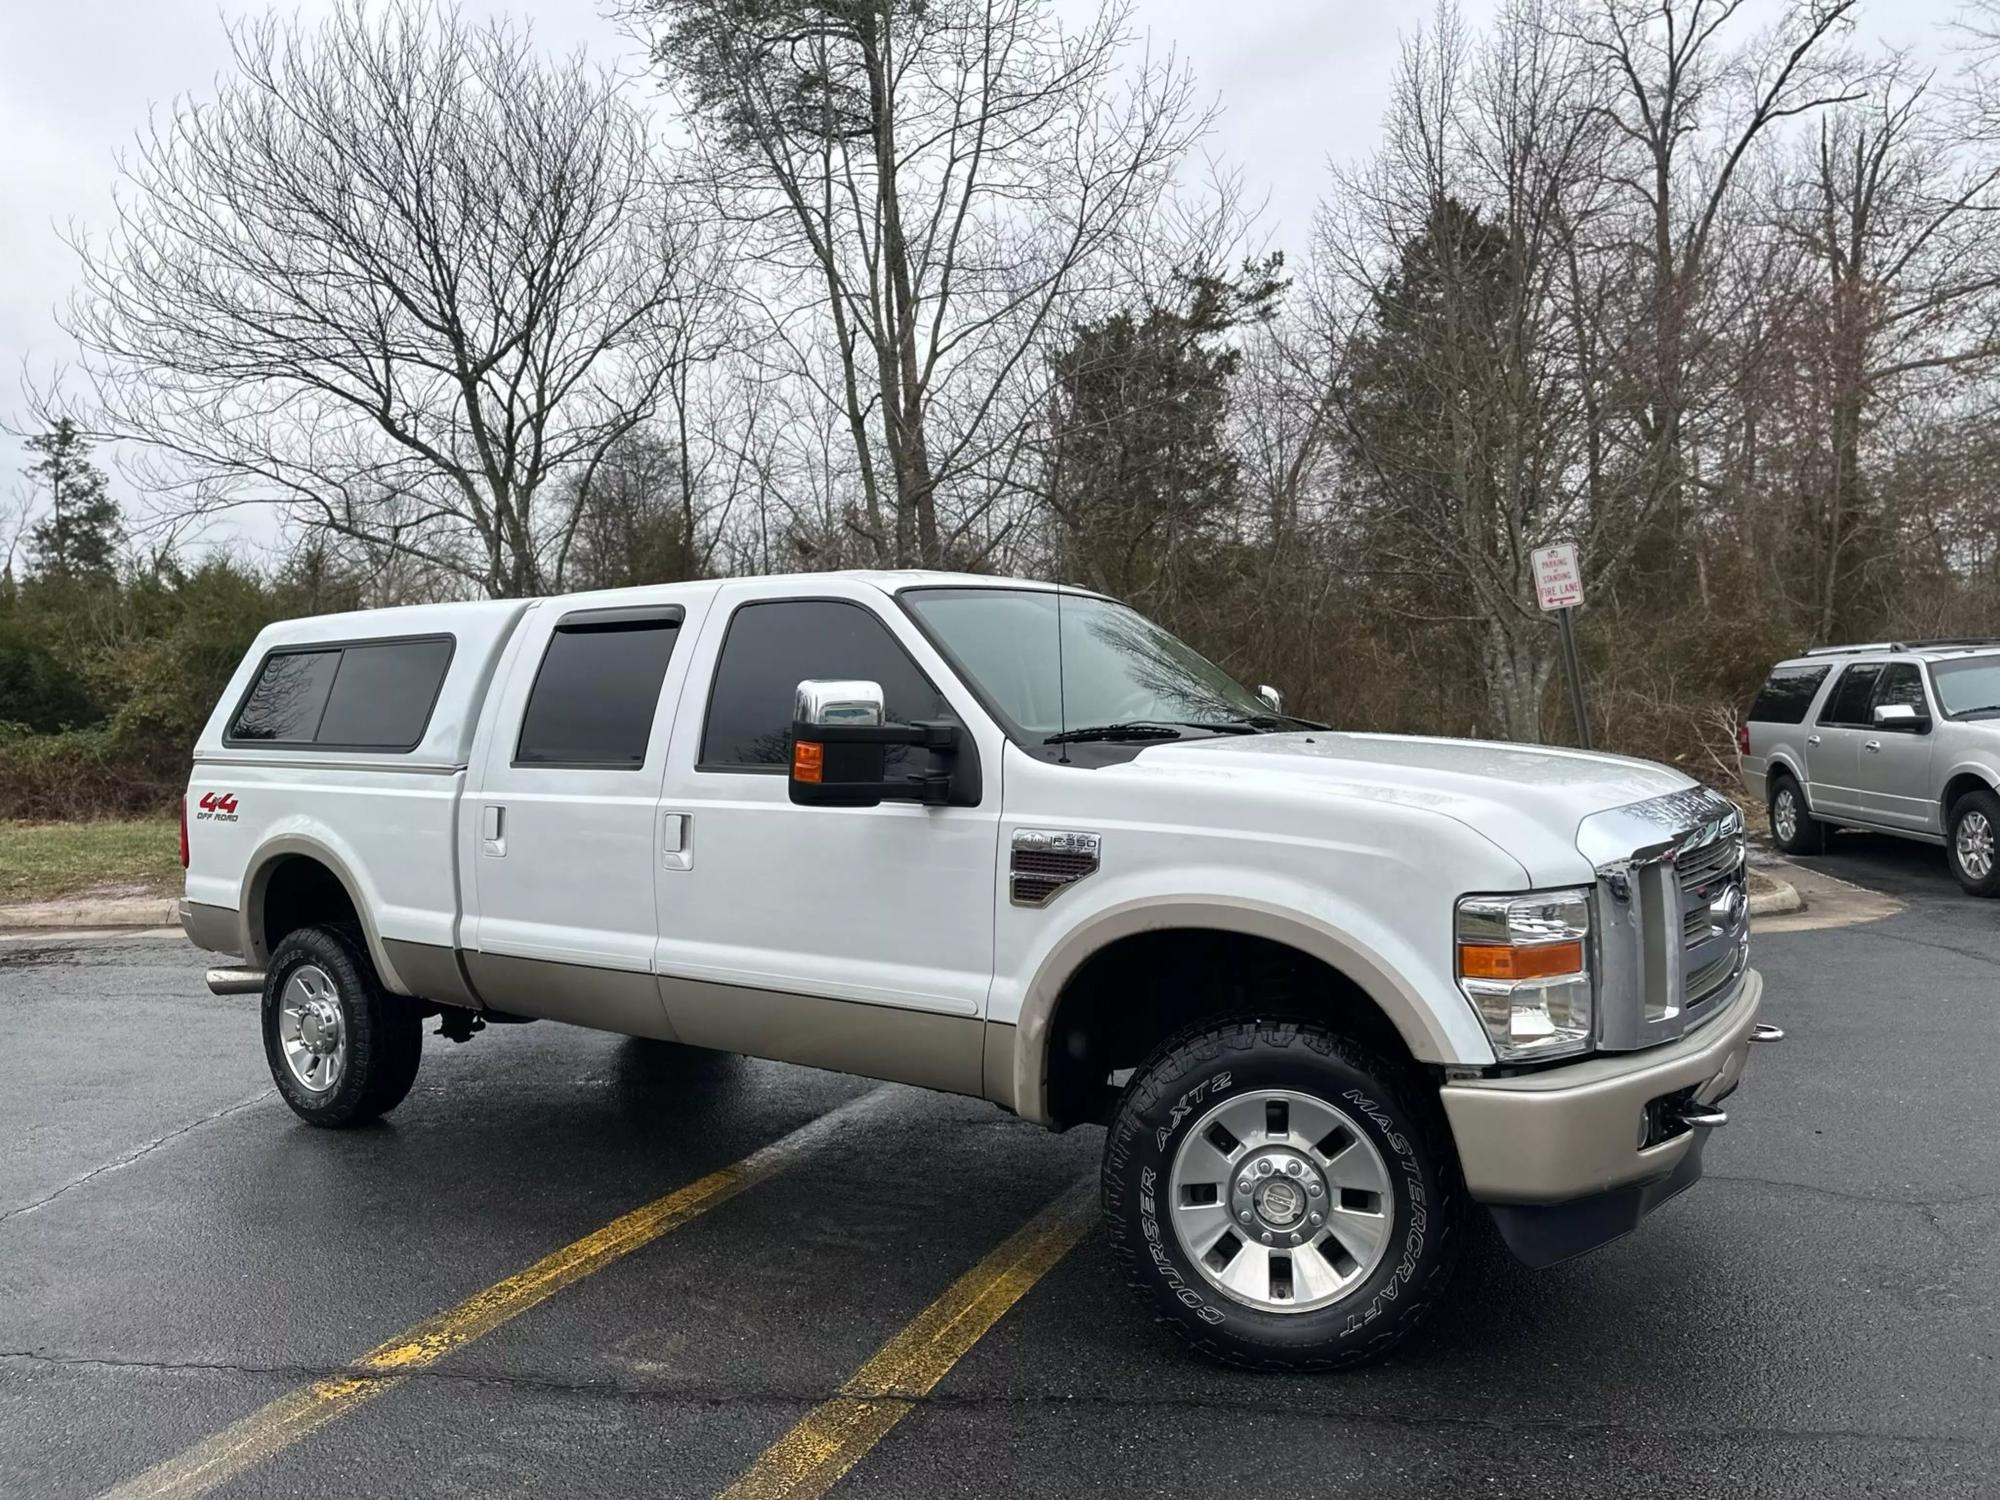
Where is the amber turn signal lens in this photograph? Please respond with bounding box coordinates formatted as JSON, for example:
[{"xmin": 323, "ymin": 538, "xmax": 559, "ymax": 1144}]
[
  {"xmin": 792, "ymin": 740, "xmax": 824, "ymax": 783},
  {"xmin": 1458, "ymin": 939, "xmax": 1584, "ymax": 982}
]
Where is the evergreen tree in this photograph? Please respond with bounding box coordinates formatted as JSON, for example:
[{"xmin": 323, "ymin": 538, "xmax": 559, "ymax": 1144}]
[
  {"xmin": 23, "ymin": 419, "xmax": 123, "ymax": 584},
  {"xmin": 1046, "ymin": 256, "xmax": 1286, "ymax": 607}
]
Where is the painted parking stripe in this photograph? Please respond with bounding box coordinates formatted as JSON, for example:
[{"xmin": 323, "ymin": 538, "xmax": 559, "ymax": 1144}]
[
  {"xmin": 716, "ymin": 1175, "xmax": 1098, "ymax": 1500},
  {"xmin": 96, "ymin": 1087, "xmax": 898, "ymax": 1500}
]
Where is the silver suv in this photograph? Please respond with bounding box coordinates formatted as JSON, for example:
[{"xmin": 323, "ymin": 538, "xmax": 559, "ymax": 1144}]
[{"xmin": 1739, "ymin": 641, "xmax": 2000, "ymax": 896}]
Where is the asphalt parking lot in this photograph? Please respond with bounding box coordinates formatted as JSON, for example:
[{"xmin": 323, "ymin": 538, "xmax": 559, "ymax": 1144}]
[{"xmin": 5, "ymin": 846, "xmax": 1998, "ymax": 1500}]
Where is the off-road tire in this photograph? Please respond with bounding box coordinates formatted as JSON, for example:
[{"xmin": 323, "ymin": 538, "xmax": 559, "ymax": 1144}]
[
  {"xmin": 262, "ymin": 924, "xmax": 424, "ymax": 1127},
  {"xmin": 1102, "ymin": 1018, "xmax": 1463, "ymax": 1371},
  {"xmin": 1946, "ymin": 788, "xmax": 2000, "ymax": 898},
  {"xmin": 1768, "ymin": 772, "xmax": 1825, "ymax": 856}
]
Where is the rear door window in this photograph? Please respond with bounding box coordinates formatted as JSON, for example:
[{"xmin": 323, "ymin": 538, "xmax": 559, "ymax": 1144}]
[
  {"xmin": 1818, "ymin": 664, "xmax": 1885, "ymax": 727},
  {"xmin": 1747, "ymin": 665, "xmax": 1830, "ymax": 725},
  {"xmin": 514, "ymin": 610, "xmax": 683, "ymax": 768},
  {"xmin": 228, "ymin": 636, "xmax": 453, "ymax": 750}
]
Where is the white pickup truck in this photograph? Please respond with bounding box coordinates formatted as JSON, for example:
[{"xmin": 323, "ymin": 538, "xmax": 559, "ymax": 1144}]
[{"xmin": 180, "ymin": 570, "xmax": 1778, "ymax": 1368}]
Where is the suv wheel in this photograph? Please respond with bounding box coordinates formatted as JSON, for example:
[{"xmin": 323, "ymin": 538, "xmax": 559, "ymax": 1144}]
[
  {"xmin": 1947, "ymin": 789, "xmax": 2000, "ymax": 898},
  {"xmin": 1768, "ymin": 773, "xmax": 1824, "ymax": 855},
  {"xmin": 1102, "ymin": 1019, "xmax": 1462, "ymax": 1371},
  {"xmin": 262, "ymin": 924, "xmax": 424, "ymax": 1127}
]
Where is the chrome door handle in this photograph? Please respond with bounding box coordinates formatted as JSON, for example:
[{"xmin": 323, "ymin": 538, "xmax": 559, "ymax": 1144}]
[
  {"xmin": 1806, "ymin": 734, "xmax": 1821, "ymax": 746},
  {"xmin": 1863, "ymin": 740, "xmax": 1882, "ymax": 753}
]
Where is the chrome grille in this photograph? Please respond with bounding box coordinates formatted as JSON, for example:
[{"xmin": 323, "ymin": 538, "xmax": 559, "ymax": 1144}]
[{"xmin": 1578, "ymin": 787, "xmax": 1750, "ymax": 1051}]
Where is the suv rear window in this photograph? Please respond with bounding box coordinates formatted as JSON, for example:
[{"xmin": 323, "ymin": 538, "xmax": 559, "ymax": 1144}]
[
  {"xmin": 1747, "ymin": 664, "xmax": 1830, "ymax": 725},
  {"xmin": 228, "ymin": 637, "xmax": 453, "ymax": 750},
  {"xmin": 514, "ymin": 610, "xmax": 683, "ymax": 768}
]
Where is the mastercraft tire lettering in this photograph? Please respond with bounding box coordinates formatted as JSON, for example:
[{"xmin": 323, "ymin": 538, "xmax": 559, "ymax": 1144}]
[{"xmin": 1102, "ymin": 1018, "xmax": 1462, "ymax": 1370}]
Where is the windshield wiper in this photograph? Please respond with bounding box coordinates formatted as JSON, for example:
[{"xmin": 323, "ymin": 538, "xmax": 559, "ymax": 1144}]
[
  {"xmin": 1193, "ymin": 713, "xmax": 1331, "ymax": 733},
  {"xmin": 1950, "ymin": 703, "xmax": 2000, "ymax": 715},
  {"xmin": 1043, "ymin": 722, "xmax": 1186, "ymax": 746}
]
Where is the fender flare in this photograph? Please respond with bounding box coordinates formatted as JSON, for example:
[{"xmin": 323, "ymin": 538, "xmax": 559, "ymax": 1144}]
[
  {"xmin": 1939, "ymin": 762, "xmax": 2000, "ymax": 818},
  {"xmin": 238, "ymin": 833, "xmax": 410, "ymax": 995},
  {"xmin": 1007, "ymin": 895, "xmax": 1465, "ymax": 1127}
]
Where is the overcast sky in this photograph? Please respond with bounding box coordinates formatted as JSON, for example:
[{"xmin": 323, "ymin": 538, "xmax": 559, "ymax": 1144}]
[{"xmin": 0, "ymin": 0, "xmax": 1967, "ymax": 560}]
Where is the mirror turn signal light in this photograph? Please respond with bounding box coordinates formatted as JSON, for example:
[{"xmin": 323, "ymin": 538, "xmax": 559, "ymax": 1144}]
[
  {"xmin": 1457, "ymin": 939, "xmax": 1584, "ymax": 982},
  {"xmin": 792, "ymin": 740, "xmax": 824, "ymax": 784}
]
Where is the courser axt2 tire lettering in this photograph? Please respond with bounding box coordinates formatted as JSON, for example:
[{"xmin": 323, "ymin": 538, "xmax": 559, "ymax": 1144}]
[{"xmin": 1102, "ymin": 1018, "xmax": 1462, "ymax": 1371}]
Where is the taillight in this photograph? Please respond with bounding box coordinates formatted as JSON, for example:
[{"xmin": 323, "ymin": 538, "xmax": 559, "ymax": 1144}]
[
  {"xmin": 179, "ymin": 797, "xmax": 190, "ymax": 868},
  {"xmin": 1736, "ymin": 724, "xmax": 1750, "ymax": 756}
]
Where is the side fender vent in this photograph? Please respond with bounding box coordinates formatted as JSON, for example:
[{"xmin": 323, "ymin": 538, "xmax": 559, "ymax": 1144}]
[{"xmin": 1010, "ymin": 830, "xmax": 1101, "ymax": 907}]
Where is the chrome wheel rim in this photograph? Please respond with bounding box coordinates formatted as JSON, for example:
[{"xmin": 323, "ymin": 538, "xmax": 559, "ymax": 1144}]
[
  {"xmin": 278, "ymin": 965, "xmax": 347, "ymax": 1094},
  {"xmin": 1957, "ymin": 811, "xmax": 1995, "ymax": 882},
  {"xmin": 1772, "ymin": 787, "xmax": 1799, "ymax": 844},
  {"xmin": 1167, "ymin": 1088, "xmax": 1394, "ymax": 1314}
]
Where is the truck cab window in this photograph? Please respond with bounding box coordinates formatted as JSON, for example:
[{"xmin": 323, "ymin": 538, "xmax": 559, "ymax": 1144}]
[
  {"xmin": 700, "ymin": 599, "xmax": 947, "ymax": 770},
  {"xmin": 515, "ymin": 615, "xmax": 681, "ymax": 768}
]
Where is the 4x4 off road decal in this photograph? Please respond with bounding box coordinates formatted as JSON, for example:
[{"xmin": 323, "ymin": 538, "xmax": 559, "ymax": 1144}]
[{"xmin": 195, "ymin": 792, "xmax": 240, "ymax": 823}]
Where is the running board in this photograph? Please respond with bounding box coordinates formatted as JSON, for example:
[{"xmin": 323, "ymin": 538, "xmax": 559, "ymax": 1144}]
[{"xmin": 206, "ymin": 967, "xmax": 265, "ymax": 996}]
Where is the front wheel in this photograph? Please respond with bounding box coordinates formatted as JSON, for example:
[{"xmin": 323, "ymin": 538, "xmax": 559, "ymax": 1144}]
[
  {"xmin": 1947, "ymin": 789, "xmax": 2000, "ymax": 897},
  {"xmin": 1102, "ymin": 1019, "xmax": 1462, "ymax": 1370},
  {"xmin": 262, "ymin": 924, "xmax": 424, "ymax": 1127}
]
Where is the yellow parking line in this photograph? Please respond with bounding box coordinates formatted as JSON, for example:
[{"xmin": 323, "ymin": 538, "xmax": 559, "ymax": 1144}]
[
  {"xmin": 97, "ymin": 1088, "xmax": 895, "ymax": 1500},
  {"xmin": 717, "ymin": 1176, "xmax": 1098, "ymax": 1500}
]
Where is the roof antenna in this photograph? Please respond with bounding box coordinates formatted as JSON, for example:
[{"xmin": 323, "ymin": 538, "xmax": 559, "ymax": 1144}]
[{"xmin": 1054, "ymin": 565, "xmax": 1070, "ymax": 765}]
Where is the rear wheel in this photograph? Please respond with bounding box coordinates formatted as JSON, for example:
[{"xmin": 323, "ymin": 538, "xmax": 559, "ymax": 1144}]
[
  {"xmin": 1946, "ymin": 789, "xmax": 2000, "ymax": 898},
  {"xmin": 262, "ymin": 924, "xmax": 424, "ymax": 1127},
  {"xmin": 1102, "ymin": 1018, "xmax": 1462, "ymax": 1370},
  {"xmin": 1768, "ymin": 773, "xmax": 1824, "ymax": 855}
]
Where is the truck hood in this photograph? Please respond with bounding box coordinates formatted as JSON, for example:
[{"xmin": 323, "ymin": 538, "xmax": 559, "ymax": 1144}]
[{"xmin": 1130, "ymin": 732, "xmax": 1696, "ymax": 882}]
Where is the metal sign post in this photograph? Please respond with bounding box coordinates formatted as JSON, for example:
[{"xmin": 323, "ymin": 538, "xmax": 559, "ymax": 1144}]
[{"xmin": 1531, "ymin": 543, "xmax": 1592, "ymax": 750}]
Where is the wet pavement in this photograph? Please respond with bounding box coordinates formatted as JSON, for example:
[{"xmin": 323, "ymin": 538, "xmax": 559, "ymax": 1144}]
[{"xmin": 3, "ymin": 854, "xmax": 1996, "ymax": 1499}]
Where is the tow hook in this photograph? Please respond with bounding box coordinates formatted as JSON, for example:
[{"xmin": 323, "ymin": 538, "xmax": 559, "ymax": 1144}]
[
  {"xmin": 1672, "ymin": 1101, "xmax": 1730, "ymax": 1129},
  {"xmin": 1749, "ymin": 1022, "xmax": 1785, "ymax": 1043}
]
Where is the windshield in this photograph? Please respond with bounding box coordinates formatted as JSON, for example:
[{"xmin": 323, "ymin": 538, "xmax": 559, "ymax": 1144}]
[
  {"xmin": 902, "ymin": 587, "xmax": 1270, "ymax": 737},
  {"xmin": 1930, "ymin": 656, "xmax": 2000, "ymax": 718}
]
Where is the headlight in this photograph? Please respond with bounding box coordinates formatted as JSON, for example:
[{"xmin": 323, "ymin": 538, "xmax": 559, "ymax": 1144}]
[{"xmin": 1455, "ymin": 887, "xmax": 1594, "ymax": 1061}]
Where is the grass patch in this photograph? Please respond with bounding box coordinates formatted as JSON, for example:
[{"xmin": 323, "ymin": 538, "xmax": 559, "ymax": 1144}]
[{"xmin": 0, "ymin": 819, "xmax": 182, "ymax": 902}]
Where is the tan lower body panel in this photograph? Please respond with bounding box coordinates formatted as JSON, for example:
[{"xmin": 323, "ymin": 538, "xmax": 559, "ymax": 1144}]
[
  {"xmin": 662, "ymin": 974, "xmax": 984, "ymax": 1098},
  {"xmin": 462, "ymin": 950, "xmax": 678, "ymax": 1041},
  {"xmin": 381, "ymin": 938, "xmax": 480, "ymax": 1010},
  {"xmin": 1440, "ymin": 969, "xmax": 1764, "ymax": 1204},
  {"xmin": 179, "ymin": 899, "xmax": 242, "ymax": 957},
  {"xmin": 981, "ymin": 1021, "xmax": 1019, "ymax": 1114}
]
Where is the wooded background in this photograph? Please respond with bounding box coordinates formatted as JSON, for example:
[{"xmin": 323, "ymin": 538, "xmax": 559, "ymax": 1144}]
[{"xmin": 6, "ymin": 0, "xmax": 2000, "ymax": 816}]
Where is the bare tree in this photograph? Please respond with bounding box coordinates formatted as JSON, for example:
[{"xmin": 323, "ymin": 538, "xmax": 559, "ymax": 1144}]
[
  {"xmin": 632, "ymin": 0, "xmax": 1209, "ymax": 568},
  {"xmin": 1563, "ymin": 0, "xmax": 1864, "ymax": 549},
  {"xmin": 53, "ymin": 0, "xmax": 719, "ymax": 598},
  {"xmin": 1315, "ymin": 0, "xmax": 1615, "ymax": 740}
]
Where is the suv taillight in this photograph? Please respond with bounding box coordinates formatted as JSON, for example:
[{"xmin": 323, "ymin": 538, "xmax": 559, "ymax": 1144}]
[
  {"xmin": 179, "ymin": 797, "xmax": 190, "ymax": 869},
  {"xmin": 1735, "ymin": 723, "xmax": 1749, "ymax": 756}
]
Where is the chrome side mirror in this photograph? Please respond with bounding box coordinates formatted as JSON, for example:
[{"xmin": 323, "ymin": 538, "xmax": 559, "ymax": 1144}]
[
  {"xmin": 1872, "ymin": 702, "xmax": 1928, "ymax": 732},
  {"xmin": 794, "ymin": 679, "xmax": 885, "ymax": 728},
  {"xmin": 1257, "ymin": 684, "xmax": 1285, "ymax": 715}
]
